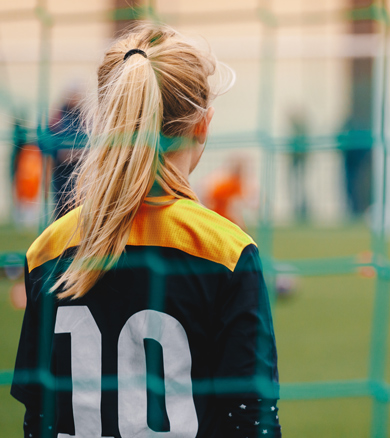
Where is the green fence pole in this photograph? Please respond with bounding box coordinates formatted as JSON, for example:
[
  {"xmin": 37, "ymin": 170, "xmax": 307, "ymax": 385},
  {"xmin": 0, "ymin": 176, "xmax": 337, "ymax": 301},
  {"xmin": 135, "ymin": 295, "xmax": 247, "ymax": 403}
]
[
  {"xmin": 36, "ymin": 0, "xmax": 52, "ymax": 233},
  {"xmin": 257, "ymin": 0, "xmax": 277, "ymax": 304},
  {"xmin": 35, "ymin": 2, "xmax": 56, "ymax": 437},
  {"xmin": 369, "ymin": 2, "xmax": 390, "ymax": 436}
]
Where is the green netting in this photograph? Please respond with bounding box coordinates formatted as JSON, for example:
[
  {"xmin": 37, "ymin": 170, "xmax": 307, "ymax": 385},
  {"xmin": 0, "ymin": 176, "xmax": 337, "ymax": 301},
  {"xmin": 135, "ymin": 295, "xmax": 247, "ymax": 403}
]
[{"xmin": 1, "ymin": 0, "xmax": 390, "ymax": 437}]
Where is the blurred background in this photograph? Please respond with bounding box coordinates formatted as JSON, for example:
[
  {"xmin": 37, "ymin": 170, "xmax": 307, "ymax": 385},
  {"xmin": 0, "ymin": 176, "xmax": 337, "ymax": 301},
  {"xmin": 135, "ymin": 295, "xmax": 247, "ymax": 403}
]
[{"xmin": 1, "ymin": 0, "xmax": 390, "ymax": 437}]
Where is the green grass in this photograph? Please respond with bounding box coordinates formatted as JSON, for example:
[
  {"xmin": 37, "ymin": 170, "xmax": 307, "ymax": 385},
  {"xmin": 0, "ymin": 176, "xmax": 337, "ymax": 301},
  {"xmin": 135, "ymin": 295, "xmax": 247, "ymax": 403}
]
[
  {"xmin": 0, "ymin": 278, "xmax": 26, "ymax": 436},
  {"xmin": 0, "ymin": 224, "xmax": 37, "ymax": 253},
  {"xmin": 272, "ymin": 223, "xmax": 381, "ymax": 437},
  {"xmin": 279, "ymin": 398, "xmax": 372, "ymax": 438},
  {"xmin": 0, "ymin": 222, "xmax": 387, "ymax": 437},
  {"xmin": 275, "ymin": 275, "xmax": 374, "ymax": 383}
]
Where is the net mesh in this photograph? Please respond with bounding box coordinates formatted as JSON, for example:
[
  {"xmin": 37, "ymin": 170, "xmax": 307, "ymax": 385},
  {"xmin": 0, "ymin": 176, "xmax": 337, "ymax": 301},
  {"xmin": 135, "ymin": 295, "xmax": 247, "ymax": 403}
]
[{"xmin": 1, "ymin": 0, "xmax": 390, "ymax": 436}]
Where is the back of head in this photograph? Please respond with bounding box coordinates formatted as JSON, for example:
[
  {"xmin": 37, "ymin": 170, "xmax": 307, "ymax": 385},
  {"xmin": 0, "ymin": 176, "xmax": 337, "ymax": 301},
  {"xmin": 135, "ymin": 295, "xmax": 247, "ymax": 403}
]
[
  {"xmin": 98, "ymin": 22, "xmax": 215, "ymax": 137},
  {"xmin": 54, "ymin": 22, "xmax": 234, "ymax": 300}
]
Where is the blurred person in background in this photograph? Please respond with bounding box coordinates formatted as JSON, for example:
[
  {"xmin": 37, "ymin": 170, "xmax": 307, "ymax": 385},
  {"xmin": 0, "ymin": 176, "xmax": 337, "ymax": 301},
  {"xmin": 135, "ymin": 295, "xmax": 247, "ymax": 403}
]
[
  {"xmin": 11, "ymin": 22, "xmax": 281, "ymax": 438},
  {"xmin": 287, "ymin": 110, "xmax": 309, "ymax": 222},
  {"xmin": 202, "ymin": 154, "xmax": 259, "ymax": 230},
  {"xmin": 48, "ymin": 83, "xmax": 85, "ymax": 219},
  {"xmin": 11, "ymin": 119, "xmax": 42, "ymax": 228},
  {"xmin": 338, "ymin": 117, "xmax": 372, "ymax": 218},
  {"xmin": 9, "ymin": 120, "xmax": 42, "ymax": 309}
]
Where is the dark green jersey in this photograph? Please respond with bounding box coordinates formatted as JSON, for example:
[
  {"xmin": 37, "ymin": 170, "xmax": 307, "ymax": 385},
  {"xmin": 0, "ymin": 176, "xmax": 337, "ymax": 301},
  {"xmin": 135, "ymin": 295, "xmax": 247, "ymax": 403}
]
[{"xmin": 12, "ymin": 195, "xmax": 280, "ymax": 438}]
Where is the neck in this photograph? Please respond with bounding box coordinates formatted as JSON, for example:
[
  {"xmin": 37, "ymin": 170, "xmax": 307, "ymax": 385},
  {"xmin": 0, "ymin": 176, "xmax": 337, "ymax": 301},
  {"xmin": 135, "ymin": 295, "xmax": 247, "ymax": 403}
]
[{"xmin": 165, "ymin": 138, "xmax": 201, "ymax": 179}]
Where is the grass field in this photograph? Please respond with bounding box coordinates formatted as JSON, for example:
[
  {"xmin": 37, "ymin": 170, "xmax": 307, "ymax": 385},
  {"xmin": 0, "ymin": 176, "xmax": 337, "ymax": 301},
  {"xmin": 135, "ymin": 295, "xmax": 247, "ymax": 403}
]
[{"xmin": 0, "ymin": 222, "xmax": 387, "ymax": 437}]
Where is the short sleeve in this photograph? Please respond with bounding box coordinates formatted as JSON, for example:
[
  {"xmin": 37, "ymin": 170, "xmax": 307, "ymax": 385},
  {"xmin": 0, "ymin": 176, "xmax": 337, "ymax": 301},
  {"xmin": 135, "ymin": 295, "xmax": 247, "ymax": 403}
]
[
  {"xmin": 11, "ymin": 258, "xmax": 42, "ymax": 407},
  {"xmin": 213, "ymin": 244, "xmax": 279, "ymax": 400}
]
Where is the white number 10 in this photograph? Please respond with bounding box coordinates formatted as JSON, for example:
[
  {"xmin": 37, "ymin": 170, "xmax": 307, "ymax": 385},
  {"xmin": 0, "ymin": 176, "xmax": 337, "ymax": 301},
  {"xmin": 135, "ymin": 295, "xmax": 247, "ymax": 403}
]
[{"xmin": 54, "ymin": 306, "xmax": 198, "ymax": 438}]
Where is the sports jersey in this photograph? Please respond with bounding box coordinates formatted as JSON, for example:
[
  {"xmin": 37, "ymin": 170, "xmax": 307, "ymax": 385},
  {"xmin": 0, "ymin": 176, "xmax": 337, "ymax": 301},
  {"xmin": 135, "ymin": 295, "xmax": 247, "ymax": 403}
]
[{"xmin": 11, "ymin": 195, "xmax": 281, "ymax": 438}]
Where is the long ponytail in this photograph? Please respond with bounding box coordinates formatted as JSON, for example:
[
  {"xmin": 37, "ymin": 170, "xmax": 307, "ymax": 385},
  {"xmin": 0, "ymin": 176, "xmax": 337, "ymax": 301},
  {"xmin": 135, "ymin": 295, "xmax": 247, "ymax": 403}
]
[{"xmin": 53, "ymin": 22, "xmax": 234, "ymax": 299}]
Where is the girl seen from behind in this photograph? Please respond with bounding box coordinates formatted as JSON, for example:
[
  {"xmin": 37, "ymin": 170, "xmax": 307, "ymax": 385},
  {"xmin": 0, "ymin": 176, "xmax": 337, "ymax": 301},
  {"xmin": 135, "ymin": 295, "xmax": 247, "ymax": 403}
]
[{"xmin": 12, "ymin": 22, "xmax": 281, "ymax": 438}]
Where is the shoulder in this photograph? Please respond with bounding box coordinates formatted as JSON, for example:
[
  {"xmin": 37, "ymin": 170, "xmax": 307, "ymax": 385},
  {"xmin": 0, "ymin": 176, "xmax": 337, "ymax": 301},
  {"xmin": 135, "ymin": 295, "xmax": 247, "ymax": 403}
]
[
  {"xmin": 26, "ymin": 200, "xmax": 256, "ymax": 274},
  {"xmin": 26, "ymin": 207, "xmax": 81, "ymax": 273},
  {"xmin": 174, "ymin": 199, "xmax": 254, "ymax": 247},
  {"xmin": 131, "ymin": 199, "xmax": 256, "ymax": 272}
]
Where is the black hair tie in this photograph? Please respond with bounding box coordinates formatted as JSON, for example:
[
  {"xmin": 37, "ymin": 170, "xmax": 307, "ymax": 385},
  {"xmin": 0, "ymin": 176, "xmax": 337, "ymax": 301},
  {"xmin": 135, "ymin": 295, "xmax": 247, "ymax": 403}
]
[{"xmin": 123, "ymin": 49, "xmax": 147, "ymax": 62}]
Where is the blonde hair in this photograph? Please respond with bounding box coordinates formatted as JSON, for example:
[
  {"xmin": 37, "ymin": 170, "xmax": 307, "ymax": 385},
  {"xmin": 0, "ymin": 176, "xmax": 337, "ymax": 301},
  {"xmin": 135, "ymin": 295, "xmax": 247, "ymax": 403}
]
[{"xmin": 54, "ymin": 22, "xmax": 234, "ymax": 300}]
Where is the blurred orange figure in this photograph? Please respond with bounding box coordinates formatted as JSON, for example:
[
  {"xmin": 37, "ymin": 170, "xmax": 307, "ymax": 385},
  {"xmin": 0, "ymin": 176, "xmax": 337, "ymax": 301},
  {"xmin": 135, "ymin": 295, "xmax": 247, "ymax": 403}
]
[
  {"xmin": 14, "ymin": 145, "xmax": 42, "ymax": 203},
  {"xmin": 204, "ymin": 160, "xmax": 246, "ymax": 228}
]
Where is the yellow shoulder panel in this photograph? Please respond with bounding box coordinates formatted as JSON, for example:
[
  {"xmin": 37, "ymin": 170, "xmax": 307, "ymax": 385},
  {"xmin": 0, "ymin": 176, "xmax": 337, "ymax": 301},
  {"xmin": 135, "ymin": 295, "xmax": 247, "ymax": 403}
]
[
  {"xmin": 26, "ymin": 207, "xmax": 81, "ymax": 273},
  {"xmin": 27, "ymin": 200, "xmax": 255, "ymax": 273},
  {"xmin": 129, "ymin": 199, "xmax": 256, "ymax": 271}
]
